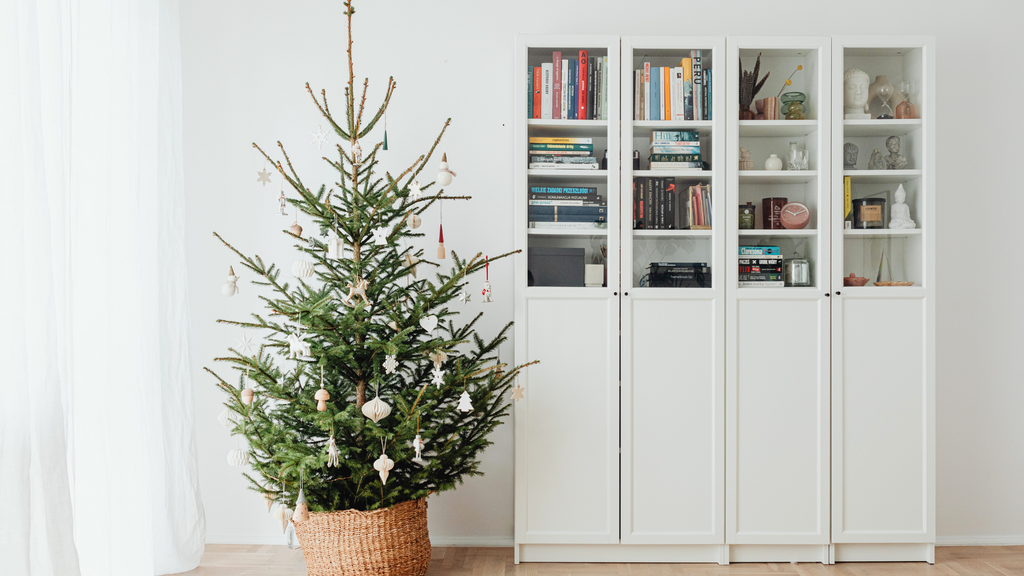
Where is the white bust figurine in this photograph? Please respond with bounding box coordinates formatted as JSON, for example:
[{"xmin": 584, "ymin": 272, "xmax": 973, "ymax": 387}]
[
  {"xmin": 844, "ymin": 68, "xmax": 871, "ymax": 119},
  {"xmin": 889, "ymin": 184, "xmax": 916, "ymax": 229}
]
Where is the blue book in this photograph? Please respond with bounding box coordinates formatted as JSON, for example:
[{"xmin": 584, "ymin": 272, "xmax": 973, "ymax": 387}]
[
  {"xmin": 528, "ymin": 67, "xmax": 533, "ymax": 119},
  {"xmin": 651, "ymin": 67, "xmax": 661, "ymax": 121},
  {"xmin": 528, "ymin": 206, "xmax": 607, "ymax": 216},
  {"xmin": 529, "ymin": 186, "xmax": 596, "ymax": 195},
  {"xmin": 739, "ymin": 246, "xmax": 782, "ymax": 256},
  {"xmin": 568, "ymin": 61, "xmax": 577, "ymax": 120}
]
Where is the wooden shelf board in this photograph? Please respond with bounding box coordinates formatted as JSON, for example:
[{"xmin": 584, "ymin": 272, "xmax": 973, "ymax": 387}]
[
  {"xmin": 738, "ymin": 120, "xmax": 819, "ymax": 137},
  {"xmin": 843, "ymin": 119, "xmax": 922, "ymax": 137},
  {"xmin": 843, "ymin": 229, "xmax": 922, "ymax": 238},
  {"xmin": 633, "ymin": 229, "xmax": 712, "ymax": 238},
  {"xmin": 527, "ymin": 228, "xmax": 608, "ymax": 237},
  {"xmin": 843, "ymin": 169, "xmax": 922, "ymax": 182},
  {"xmin": 738, "ymin": 229, "xmax": 817, "ymax": 237},
  {"xmin": 739, "ymin": 170, "xmax": 818, "ymax": 184},
  {"xmin": 527, "ymin": 119, "xmax": 608, "ymax": 136}
]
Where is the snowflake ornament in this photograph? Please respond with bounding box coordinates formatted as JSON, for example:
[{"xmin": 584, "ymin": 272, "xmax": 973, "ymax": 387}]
[
  {"xmin": 430, "ymin": 366, "xmax": 446, "ymax": 389},
  {"xmin": 371, "ymin": 226, "xmax": 389, "ymax": 246},
  {"xmin": 408, "ymin": 179, "xmax": 423, "ymax": 199},
  {"xmin": 311, "ymin": 125, "xmax": 330, "ymax": 150},
  {"xmin": 458, "ymin": 290, "xmax": 471, "ymax": 304},
  {"xmin": 236, "ymin": 332, "xmax": 256, "ymax": 356},
  {"xmin": 256, "ymin": 168, "xmax": 273, "ymax": 186},
  {"xmin": 383, "ymin": 354, "xmax": 398, "ymax": 375},
  {"xmin": 511, "ymin": 383, "xmax": 525, "ymax": 402}
]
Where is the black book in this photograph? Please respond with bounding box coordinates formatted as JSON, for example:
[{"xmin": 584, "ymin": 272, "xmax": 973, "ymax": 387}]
[
  {"xmin": 587, "ymin": 56, "xmax": 595, "ymax": 120},
  {"xmin": 665, "ymin": 178, "xmax": 676, "ymax": 229}
]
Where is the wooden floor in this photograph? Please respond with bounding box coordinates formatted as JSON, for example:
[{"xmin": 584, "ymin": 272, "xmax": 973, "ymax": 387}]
[{"xmin": 179, "ymin": 545, "xmax": 1024, "ymax": 576}]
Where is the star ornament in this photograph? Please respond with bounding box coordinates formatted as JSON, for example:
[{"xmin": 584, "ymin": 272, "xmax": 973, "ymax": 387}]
[
  {"xmin": 383, "ymin": 354, "xmax": 398, "ymax": 375},
  {"xmin": 430, "ymin": 366, "xmax": 446, "ymax": 389},
  {"xmin": 372, "ymin": 226, "xmax": 389, "ymax": 246},
  {"xmin": 511, "ymin": 383, "xmax": 525, "ymax": 402},
  {"xmin": 311, "ymin": 125, "xmax": 330, "ymax": 150},
  {"xmin": 256, "ymin": 168, "xmax": 273, "ymax": 186},
  {"xmin": 236, "ymin": 332, "xmax": 256, "ymax": 356},
  {"xmin": 458, "ymin": 290, "xmax": 471, "ymax": 304}
]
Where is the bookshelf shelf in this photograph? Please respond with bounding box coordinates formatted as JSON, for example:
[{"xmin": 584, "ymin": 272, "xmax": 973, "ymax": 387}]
[
  {"xmin": 739, "ymin": 170, "xmax": 818, "ymax": 184},
  {"xmin": 738, "ymin": 229, "xmax": 817, "ymax": 237},
  {"xmin": 843, "ymin": 228, "xmax": 922, "ymax": 238},
  {"xmin": 526, "ymin": 169, "xmax": 608, "ymax": 180},
  {"xmin": 843, "ymin": 118, "xmax": 922, "ymax": 136},
  {"xmin": 843, "ymin": 169, "xmax": 921, "ymax": 182},
  {"xmin": 738, "ymin": 120, "xmax": 819, "ymax": 137},
  {"xmin": 633, "ymin": 229, "xmax": 712, "ymax": 238},
  {"xmin": 526, "ymin": 228, "xmax": 609, "ymax": 237},
  {"xmin": 632, "ymin": 169, "xmax": 712, "ymax": 180},
  {"xmin": 527, "ymin": 118, "xmax": 609, "ymax": 136},
  {"xmin": 632, "ymin": 120, "xmax": 713, "ymax": 136}
]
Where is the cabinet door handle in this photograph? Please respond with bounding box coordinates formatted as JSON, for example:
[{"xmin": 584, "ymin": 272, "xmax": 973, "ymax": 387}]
[
  {"xmin": 624, "ymin": 292, "xmax": 629, "ymax": 296},
  {"xmin": 825, "ymin": 293, "xmax": 830, "ymax": 297},
  {"xmin": 835, "ymin": 291, "xmax": 841, "ymax": 295},
  {"xmin": 613, "ymin": 292, "xmax": 618, "ymax": 296}
]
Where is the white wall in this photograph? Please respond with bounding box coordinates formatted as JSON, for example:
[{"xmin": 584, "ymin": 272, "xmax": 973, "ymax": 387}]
[{"xmin": 180, "ymin": 0, "xmax": 1024, "ymax": 546}]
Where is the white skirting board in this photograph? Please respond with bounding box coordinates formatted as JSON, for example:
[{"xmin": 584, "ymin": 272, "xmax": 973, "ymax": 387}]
[
  {"xmin": 516, "ymin": 543, "xmax": 942, "ymax": 564},
  {"xmin": 936, "ymin": 535, "xmax": 1024, "ymax": 546}
]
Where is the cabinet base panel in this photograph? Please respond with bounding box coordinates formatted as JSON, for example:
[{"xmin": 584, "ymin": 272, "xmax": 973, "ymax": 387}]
[
  {"xmin": 517, "ymin": 544, "xmax": 723, "ymax": 564},
  {"xmin": 833, "ymin": 543, "xmax": 935, "ymax": 564},
  {"xmin": 729, "ymin": 544, "xmax": 830, "ymax": 564}
]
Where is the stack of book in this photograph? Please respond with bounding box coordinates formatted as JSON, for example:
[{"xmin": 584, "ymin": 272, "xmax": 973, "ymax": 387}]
[
  {"xmin": 649, "ymin": 130, "xmax": 702, "ymax": 170},
  {"xmin": 633, "ymin": 51, "xmax": 712, "ymax": 121},
  {"xmin": 528, "ymin": 186, "xmax": 607, "ymax": 230},
  {"xmin": 632, "ymin": 179, "xmax": 712, "ymax": 230},
  {"xmin": 648, "ymin": 262, "xmax": 711, "ymax": 288},
  {"xmin": 682, "ymin": 183, "xmax": 711, "ymax": 230},
  {"xmin": 528, "ymin": 50, "xmax": 609, "ymax": 120},
  {"xmin": 738, "ymin": 246, "xmax": 783, "ymax": 287},
  {"xmin": 529, "ymin": 137, "xmax": 599, "ymax": 170}
]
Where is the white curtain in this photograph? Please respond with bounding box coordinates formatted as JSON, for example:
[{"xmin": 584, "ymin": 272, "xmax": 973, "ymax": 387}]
[{"xmin": 0, "ymin": 1, "xmax": 205, "ymax": 575}]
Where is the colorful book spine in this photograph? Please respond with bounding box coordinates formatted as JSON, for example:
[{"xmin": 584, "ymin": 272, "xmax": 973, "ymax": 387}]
[
  {"xmin": 540, "ymin": 63, "xmax": 553, "ymax": 119},
  {"xmin": 529, "ymin": 199, "xmax": 604, "ymax": 206},
  {"xmin": 569, "ymin": 60, "xmax": 577, "ymax": 120},
  {"xmin": 527, "ymin": 67, "xmax": 533, "ymax": 119},
  {"xmin": 739, "ymin": 246, "xmax": 782, "ymax": 256},
  {"xmin": 702, "ymin": 68, "xmax": 711, "ymax": 120},
  {"xmin": 528, "ymin": 214, "xmax": 606, "ymax": 223},
  {"xmin": 529, "ymin": 143, "xmax": 594, "ymax": 151},
  {"xmin": 664, "ymin": 67, "xmax": 671, "ymax": 121},
  {"xmin": 649, "ymin": 162, "xmax": 702, "ymax": 170},
  {"xmin": 528, "ymin": 221, "xmax": 607, "ymax": 229},
  {"xmin": 528, "ymin": 206, "xmax": 607, "ymax": 216},
  {"xmin": 529, "ymin": 137, "xmax": 593, "ymax": 144},
  {"xmin": 651, "ymin": 67, "xmax": 661, "ymax": 121},
  {"xmin": 650, "ymin": 145, "xmax": 701, "ymax": 154},
  {"xmin": 602, "ymin": 57, "xmax": 609, "ymax": 120},
  {"xmin": 587, "ymin": 54, "xmax": 595, "ymax": 120},
  {"xmin": 632, "ymin": 179, "xmax": 637, "ymax": 229},
  {"xmin": 552, "ymin": 52, "xmax": 562, "ymax": 120},
  {"xmin": 681, "ymin": 57, "xmax": 693, "ymax": 121},
  {"xmin": 578, "ymin": 50, "xmax": 588, "ymax": 120},
  {"xmin": 560, "ymin": 59, "xmax": 569, "ymax": 119},
  {"xmin": 665, "ymin": 178, "xmax": 676, "ymax": 229},
  {"xmin": 650, "ymin": 130, "xmax": 700, "ymax": 141},
  {"xmin": 706, "ymin": 69, "xmax": 712, "ymax": 120},
  {"xmin": 530, "ymin": 186, "xmax": 597, "ymax": 196},
  {"xmin": 527, "ymin": 156, "xmax": 598, "ymax": 164},
  {"xmin": 643, "ymin": 62, "xmax": 650, "ymax": 121},
  {"xmin": 532, "ymin": 66, "xmax": 541, "ymax": 119},
  {"xmin": 650, "ymin": 153, "xmax": 702, "ymax": 162},
  {"xmin": 692, "ymin": 50, "xmax": 702, "ymax": 122}
]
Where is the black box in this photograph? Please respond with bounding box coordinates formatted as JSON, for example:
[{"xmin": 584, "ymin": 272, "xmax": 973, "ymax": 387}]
[{"xmin": 528, "ymin": 247, "xmax": 585, "ymax": 287}]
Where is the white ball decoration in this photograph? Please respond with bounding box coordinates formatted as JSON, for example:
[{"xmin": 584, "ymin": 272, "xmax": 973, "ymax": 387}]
[
  {"xmin": 436, "ymin": 166, "xmax": 453, "ymax": 186},
  {"xmin": 227, "ymin": 448, "xmax": 249, "ymax": 467},
  {"xmin": 292, "ymin": 260, "xmax": 314, "ymax": 278},
  {"xmin": 217, "ymin": 407, "xmax": 239, "ymax": 431},
  {"xmin": 361, "ymin": 396, "xmax": 392, "ymax": 423}
]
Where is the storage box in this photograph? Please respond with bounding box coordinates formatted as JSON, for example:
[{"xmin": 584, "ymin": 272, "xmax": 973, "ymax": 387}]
[{"xmin": 528, "ymin": 247, "xmax": 585, "ymax": 287}]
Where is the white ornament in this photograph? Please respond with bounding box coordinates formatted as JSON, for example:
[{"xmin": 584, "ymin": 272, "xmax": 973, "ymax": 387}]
[
  {"xmin": 264, "ymin": 490, "xmax": 274, "ymax": 513},
  {"xmin": 256, "ymin": 168, "xmax": 273, "ymax": 186},
  {"xmin": 352, "ymin": 141, "xmax": 363, "ymax": 164},
  {"xmin": 311, "ymin": 125, "xmax": 330, "ymax": 150},
  {"xmin": 457, "ymin": 391, "xmax": 473, "ymax": 413},
  {"xmin": 383, "ymin": 355, "xmax": 398, "ymax": 374},
  {"xmin": 409, "ymin": 213, "xmax": 422, "ymax": 229},
  {"xmin": 419, "ymin": 315, "xmax": 438, "ymax": 333},
  {"xmin": 889, "ymin": 183, "xmax": 917, "ymax": 229},
  {"xmin": 411, "ymin": 434, "xmax": 426, "ymax": 464},
  {"xmin": 372, "ymin": 226, "xmax": 389, "ymax": 246},
  {"xmin": 373, "ymin": 453, "xmax": 395, "ymax": 485},
  {"xmin": 327, "ymin": 435, "xmax": 340, "ymax": 467},
  {"xmin": 481, "ymin": 281, "xmax": 492, "ymax": 303},
  {"xmin": 237, "ymin": 332, "xmax": 255, "ymax": 355},
  {"xmin": 409, "ymin": 179, "xmax": 423, "ymax": 199},
  {"xmin": 272, "ymin": 504, "xmax": 293, "ymax": 533},
  {"xmin": 287, "ymin": 330, "xmax": 311, "ymax": 359},
  {"xmin": 218, "ymin": 407, "xmax": 240, "ymax": 431},
  {"xmin": 430, "ymin": 366, "xmax": 446, "ymax": 389},
  {"xmin": 361, "ymin": 396, "xmax": 392, "ymax": 423},
  {"xmin": 436, "ymin": 153, "xmax": 457, "ymax": 186},
  {"xmin": 327, "ymin": 237, "xmax": 343, "ymax": 259},
  {"xmin": 511, "ymin": 383, "xmax": 525, "ymax": 402},
  {"xmin": 292, "ymin": 488, "xmax": 310, "ymax": 522},
  {"xmin": 404, "ymin": 254, "xmax": 419, "ymax": 278},
  {"xmin": 227, "ymin": 448, "xmax": 249, "ymax": 467},
  {"xmin": 458, "ymin": 290, "xmax": 471, "ymax": 304},
  {"xmin": 343, "ymin": 277, "xmax": 370, "ymax": 308},
  {"xmin": 222, "ymin": 266, "xmax": 239, "ymax": 296},
  {"xmin": 292, "ymin": 260, "xmax": 314, "ymax": 278},
  {"xmin": 428, "ymin": 350, "xmax": 447, "ymax": 369}
]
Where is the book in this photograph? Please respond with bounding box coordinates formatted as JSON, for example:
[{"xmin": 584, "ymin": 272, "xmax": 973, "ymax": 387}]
[
  {"xmin": 528, "ymin": 221, "xmax": 607, "ymax": 229},
  {"xmin": 529, "ymin": 143, "xmax": 594, "ymax": 151},
  {"xmin": 645, "ymin": 176, "xmax": 653, "ymax": 229},
  {"xmin": 594, "ymin": 57, "xmax": 601, "ymax": 121},
  {"xmin": 568, "ymin": 60, "xmax": 576, "ymax": 120},
  {"xmin": 650, "ymin": 130, "xmax": 699, "ymax": 141},
  {"xmin": 587, "ymin": 53, "xmax": 595, "ymax": 120},
  {"xmin": 650, "ymin": 153, "xmax": 702, "ymax": 163},
  {"xmin": 692, "ymin": 50, "xmax": 702, "ymax": 122},
  {"xmin": 532, "ymin": 66, "xmax": 541, "ymax": 119},
  {"xmin": 528, "ymin": 162, "xmax": 600, "ymax": 170},
  {"xmin": 643, "ymin": 62, "xmax": 650, "ymax": 120},
  {"xmin": 560, "ymin": 58, "xmax": 568, "ymax": 119},
  {"xmin": 705, "ymin": 69, "xmax": 712, "ymax": 120},
  {"xmin": 528, "ymin": 214, "xmax": 606, "ymax": 223},
  {"xmin": 530, "ymin": 186, "xmax": 597, "ymax": 197},
  {"xmin": 739, "ymin": 281, "xmax": 786, "ymax": 287},
  {"xmin": 664, "ymin": 66, "xmax": 671, "ymax": 121},
  {"xmin": 634, "ymin": 70, "xmax": 642, "ymax": 120},
  {"xmin": 526, "ymin": 150, "xmax": 592, "ymax": 156},
  {"xmin": 578, "ymin": 50, "xmax": 588, "ymax": 120},
  {"xmin": 602, "ymin": 57, "xmax": 609, "ymax": 120},
  {"xmin": 552, "ymin": 53, "xmax": 562, "ymax": 120},
  {"xmin": 650, "ymin": 162, "xmax": 702, "ymax": 170},
  {"xmin": 529, "ymin": 199, "xmax": 605, "ymax": 207},
  {"xmin": 528, "ymin": 205, "xmax": 607, "ymax": 216},
  {"xmin": 529, "ymin": 137, "xmax": 593, "ymax": 144},
  {"xmin": 541, "ymin": 63, "xmax": 553, "ymax": 119},
  {"xmin": 528, "ymin": 155, "xmax": 597, "ymax": 162},
  {"xmin": 631, "ymin": 178, "xmax": 637, "ymax": 229},
  {"xmin": 651, "ymin": 67, "xmax": 661, "ymax": 121},
  {"xmin": 634, "ymin": 178, "xmax": 645, "ymax": 229},
  {"xmin": 650, "ymin": 145, "xmax": 701, "ymax": 154},
  {"xmin": 527, "ymin": 67, "xmax": 533, "ymax": 119},
  {"xmin": 665, "ymin": 178, "xmax": 676, "ymax": 229},
  {"xmin": 739, "ymin": 246, "xmax": 782, "ymax": 256},
  {"xmin": 681, "ymin": 57, "xmax": 693, "ymax": 120}
]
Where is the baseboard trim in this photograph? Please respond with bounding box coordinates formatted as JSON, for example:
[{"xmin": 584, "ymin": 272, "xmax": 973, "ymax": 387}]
[
  {"xmin": 936, "ymin": 536, "xmax": 1024, "ymax": 546},
  {"xmin": 205, "ymin": 534, "xmax": 515, "ymax": 547}
]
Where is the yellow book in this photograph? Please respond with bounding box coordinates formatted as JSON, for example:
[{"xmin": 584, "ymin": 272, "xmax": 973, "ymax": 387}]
[
  {"xmin": 664, "ymin": 67, "xmax": 671, "ymax": 120},
  {"xmin": 844, "ymin": 176, "xmax": 852, "ymax": 219},
  {"xmin": 681, "ymin": 58, "xmax": 693, "ymax": 120}
]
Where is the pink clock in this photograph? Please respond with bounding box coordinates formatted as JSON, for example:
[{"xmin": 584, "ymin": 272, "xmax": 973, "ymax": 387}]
[{"xmin": 780, "ymin": 202, "xmax": 810, "ymax": 229}]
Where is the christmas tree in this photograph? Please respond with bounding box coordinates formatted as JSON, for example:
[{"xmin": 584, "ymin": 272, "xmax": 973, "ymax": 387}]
[{"xmin": 208, "ymin": 0, "xmax": 529, "ymax": 513}]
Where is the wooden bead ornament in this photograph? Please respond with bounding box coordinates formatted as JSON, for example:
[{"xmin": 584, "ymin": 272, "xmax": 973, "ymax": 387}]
[
  {"xmin": 240, "ymin": 387, "xmax": 254, "ymax": 406},
  {"xmin": 222, "ymin": 266, "xmax": 239, "ymax": 296},
  {"xmin": 315, "ymin": 367, "xmax": 330, "ymax": 411},
  {"xmin": 436, "ymin": 153, "xmax": 456, "ymax": 186}
]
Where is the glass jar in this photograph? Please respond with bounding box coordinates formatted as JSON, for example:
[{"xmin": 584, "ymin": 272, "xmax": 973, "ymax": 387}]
[
  {"xmin": 781, "ymin": 91, "xmax": 806, "ymax": 120},
  {"xmin": 786, "ymin": 141, "xmax": 809, "ymax": 170},
  {"xmin": 739, "ymin": 202, "xmax": 756, "ymax": 229},
  {"xmin": 852, "ymin": 198, "xmax": 886, "ymax": 229},
  {"xmin": 784, "ymin": 257, "xmax": 811, "ymax": 287}
]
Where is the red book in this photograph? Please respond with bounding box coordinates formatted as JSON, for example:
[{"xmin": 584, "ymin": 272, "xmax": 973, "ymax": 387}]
[
  {"xmin": 552, "ymin": 52, "xmax": 562, "ymax": 120},
  {"xmin": 532, "ymin": 66, "xmax": 542, "ymax": 119},
  {"xmin": 577, "ymin": 50, "xmax": 588, "ymax": 120}
]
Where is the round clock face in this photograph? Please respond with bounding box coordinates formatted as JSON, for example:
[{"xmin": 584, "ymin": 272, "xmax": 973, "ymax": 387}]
[{"xmin": 780, "ymin": 202, "xmax": 810, "ymax": 229}]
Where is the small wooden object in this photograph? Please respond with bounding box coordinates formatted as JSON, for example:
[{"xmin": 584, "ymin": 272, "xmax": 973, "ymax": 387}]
[{"xmin": 314, "ymin": 387, "xmax": 330, "ymax": 411}]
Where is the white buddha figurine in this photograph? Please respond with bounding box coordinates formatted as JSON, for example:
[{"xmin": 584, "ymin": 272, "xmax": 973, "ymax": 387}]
[
  {"xmin": 889, "ymin": 184, "xmax": 916, "ymax": 229},
  {"xmin": 844, "ymin": 68, "xmax": 871, "ymax": 119}
]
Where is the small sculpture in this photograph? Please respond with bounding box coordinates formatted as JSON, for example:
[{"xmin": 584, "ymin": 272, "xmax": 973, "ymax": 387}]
[
  {"xmin": 739, "ymin": 147, "xmax": 754, "ymax": 170},
  {"xmin": 436, "ymin": 153, "xmax": 456, "ymax": 186},
  {"xmin": 883, "ymin": 136, "xmax": 908, "ymax": 170},
  {"xmin": 843, "ymin": 143, "xmax": 859, "ymax": 170},
  {"xmin": 765, "ymin": 153, "xmax": 783, "ymax": 171},
  {"xmin": 352, "ymin": 141, "xmax": 363, "ymax": 164},
  {"xmin": 739, "ymin": 53, "xmax": 770, "ymax": 120},
  {"xmin": 844, "ymin": 69, "xmax": 871, "ymax": 119},
  {"xmin": 222, "ymin": 266, "xmax": 239, "ymax": 296},
  {"xmin": 481, "ymin": 281, "xmax": 493, "ymax": 303},
  {"xmin": 286, "ymin": 330, "xmax": 311, "ymax": 359},
  {"xmin": 344, "ymin": 277, "xmax": 370, "ymax": 307},
  {"xmin": 868, "ymin": 149, "xmax": 886, "ymax": 170},
  {"xmin": 411, "ymin": 435, "xmax": 427, "ymax": 464},
  {"xmin": 869, "ymin": 75, "xmax": 904, "ymax": 119},
  {"xmin": 889, "ymin": 184, "xmax": 916, "ymax": 229},
  {"xmin": 314, "ymin": 386, "xmax": 330, "ymax": 412}
]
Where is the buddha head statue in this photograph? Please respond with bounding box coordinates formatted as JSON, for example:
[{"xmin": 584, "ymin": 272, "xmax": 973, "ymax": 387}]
[{"xmin": 844, "ymin": 68, "xmax": 870, "ymax": 114}]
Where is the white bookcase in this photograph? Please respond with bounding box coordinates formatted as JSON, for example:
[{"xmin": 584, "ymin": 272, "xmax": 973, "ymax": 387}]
[{"xmin": 513, "ymin": 34, "xmax": 934, "ymax": 565}]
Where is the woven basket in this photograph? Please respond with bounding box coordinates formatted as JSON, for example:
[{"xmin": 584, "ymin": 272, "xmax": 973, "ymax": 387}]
[{"xmin": 292, "ymin": 498, "xmax": 430, "ymax": 576}]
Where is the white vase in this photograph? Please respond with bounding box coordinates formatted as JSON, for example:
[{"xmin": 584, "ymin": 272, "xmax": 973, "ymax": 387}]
[{"xmin": 765, "ymin": 154, "xmax": 783, "ymax": 171}]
